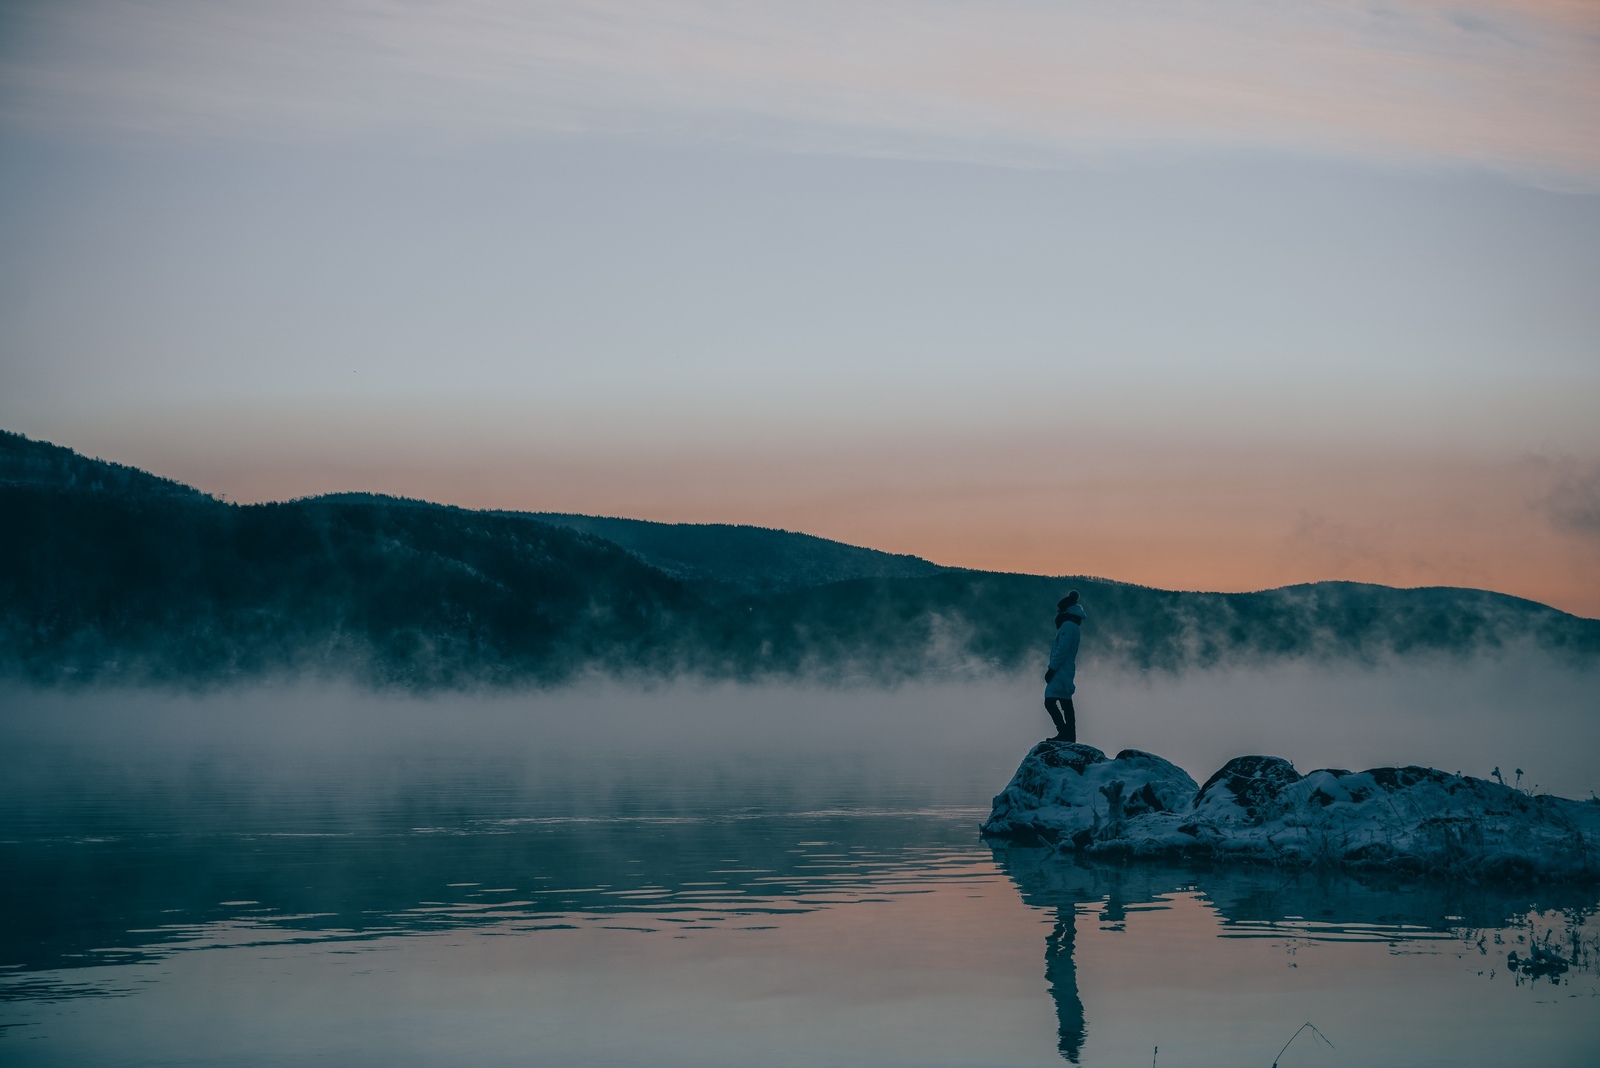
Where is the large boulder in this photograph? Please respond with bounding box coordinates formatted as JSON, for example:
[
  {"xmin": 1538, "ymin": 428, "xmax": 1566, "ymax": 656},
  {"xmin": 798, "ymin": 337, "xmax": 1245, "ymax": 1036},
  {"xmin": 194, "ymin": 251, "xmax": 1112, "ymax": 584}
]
[
  {"xmin": 1191, "ymin": 755, "xmax": 1304, "ymax": 825},
  {"xmin": 1206, "ymin": 764, "xmax": 1600, "ymax": 878},
  {"xmin": 981, "ymin": 740, "xmax": 1199, "ymax": 852},
  {"xmin": 983, "ymin": 743, "xmax": 1600, "ymax": 880}
]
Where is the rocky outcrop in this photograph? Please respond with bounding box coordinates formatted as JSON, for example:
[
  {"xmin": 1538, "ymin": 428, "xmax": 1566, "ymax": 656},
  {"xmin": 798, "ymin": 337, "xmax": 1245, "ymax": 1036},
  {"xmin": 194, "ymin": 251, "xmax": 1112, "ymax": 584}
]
[
  {"xmin": 981, "ymin": 742, "xmax": 1600, "ymax": 881},
  {"xmin": 983, "ymin": 742, "xmax": 1199, "ymax": 850}
]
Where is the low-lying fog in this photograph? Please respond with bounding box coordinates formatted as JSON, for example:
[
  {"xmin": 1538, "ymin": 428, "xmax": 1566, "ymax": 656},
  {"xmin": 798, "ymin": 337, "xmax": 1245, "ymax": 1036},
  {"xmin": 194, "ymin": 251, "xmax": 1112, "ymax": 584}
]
[{"xmin": 4, "ymin": 644, "xmax": 1596, "ymax": 816}]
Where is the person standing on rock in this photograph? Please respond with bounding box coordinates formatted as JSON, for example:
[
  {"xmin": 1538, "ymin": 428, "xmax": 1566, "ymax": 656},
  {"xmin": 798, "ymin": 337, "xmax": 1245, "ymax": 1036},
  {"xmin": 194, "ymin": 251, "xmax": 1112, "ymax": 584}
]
[{"xmin": 1044, "ymin": 591, "xmax": 1085, "ymax": 742}]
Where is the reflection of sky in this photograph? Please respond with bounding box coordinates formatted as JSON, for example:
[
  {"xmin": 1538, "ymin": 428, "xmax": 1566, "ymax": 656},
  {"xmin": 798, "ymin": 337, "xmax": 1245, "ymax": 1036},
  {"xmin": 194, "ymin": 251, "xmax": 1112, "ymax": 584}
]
[{"xmin": 1, "ymin": 0, "xmax": 1597, "ymax": 610}]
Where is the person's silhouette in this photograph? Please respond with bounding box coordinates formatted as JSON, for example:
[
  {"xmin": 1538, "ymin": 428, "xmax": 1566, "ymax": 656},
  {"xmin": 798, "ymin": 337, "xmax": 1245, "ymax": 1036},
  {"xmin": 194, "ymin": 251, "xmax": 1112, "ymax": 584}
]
[{"xmin": 1044, "ymin": 591, "xmax": 1086, "ymax": 742}]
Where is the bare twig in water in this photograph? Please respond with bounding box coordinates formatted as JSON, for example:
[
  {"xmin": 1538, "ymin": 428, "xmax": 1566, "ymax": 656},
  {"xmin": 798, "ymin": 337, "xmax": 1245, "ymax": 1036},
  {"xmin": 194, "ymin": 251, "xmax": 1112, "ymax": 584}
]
[
  {"xmin": 1151, "ymin": 1046, "xmax": 1158, "ymax": 1068},
  {"xmin": 1272, "ymin": 1022, "xmax": 1334, "ymax": 1067}
]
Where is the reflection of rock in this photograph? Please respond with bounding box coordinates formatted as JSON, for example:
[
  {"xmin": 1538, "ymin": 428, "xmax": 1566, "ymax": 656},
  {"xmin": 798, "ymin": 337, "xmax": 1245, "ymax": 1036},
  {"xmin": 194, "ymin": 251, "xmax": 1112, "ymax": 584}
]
[
  {"xmin": 992, "ymin": 841, "xmax": 1600, "ymax": 938},
  {"xmin": 989, "ymin": 842, "xmax": 1600, "ymax": 1065},
  {"xmin": 982, "ymin": 744, "xmax": 1600, "ymax": 880},
  {"xmin": 989, "ymin": 846, "xmax": 1194, "ymax": 1064},
  {"xmin": 1507, "ymin": 944, "xmax": 1569, "ymax": 981}
]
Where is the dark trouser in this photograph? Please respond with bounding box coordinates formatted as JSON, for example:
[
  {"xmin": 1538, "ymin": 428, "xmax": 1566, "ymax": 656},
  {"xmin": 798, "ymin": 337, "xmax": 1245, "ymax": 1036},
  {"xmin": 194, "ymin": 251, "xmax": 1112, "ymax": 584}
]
[{"xmin": 1044, "ymin": 697, "xmax": 1075, "ymax": 742}]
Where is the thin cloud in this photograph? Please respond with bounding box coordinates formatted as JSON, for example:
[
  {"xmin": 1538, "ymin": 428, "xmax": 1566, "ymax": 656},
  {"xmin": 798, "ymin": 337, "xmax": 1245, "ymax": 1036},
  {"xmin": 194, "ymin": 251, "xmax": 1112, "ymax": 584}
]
[
  {"xmin": 1540, "ymin": 458, "xmax": 1600, "ymax": 540},
  {"xmin": 1, "ymin": 0, "xmax": 1596, "ymax": 183}
]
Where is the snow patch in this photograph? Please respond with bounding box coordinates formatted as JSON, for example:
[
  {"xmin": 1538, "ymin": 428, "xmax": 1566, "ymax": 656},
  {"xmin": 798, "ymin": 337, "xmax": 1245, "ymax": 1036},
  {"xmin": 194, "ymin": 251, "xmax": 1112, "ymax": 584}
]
[{"xmin": 982, "ymin": 740, "xmax": 1600, "ymax": 880}]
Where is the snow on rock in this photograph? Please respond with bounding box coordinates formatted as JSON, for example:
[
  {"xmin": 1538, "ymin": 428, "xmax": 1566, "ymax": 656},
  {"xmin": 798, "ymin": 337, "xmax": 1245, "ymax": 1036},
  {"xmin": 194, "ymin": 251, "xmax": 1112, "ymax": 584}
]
[
  {"xmin": 982, "ymin": 743, "xmax": 1600, "ymax": 880},
  {"xmin": 981, "ymin": 741, "xmax": 1199, "ymax": 852}
]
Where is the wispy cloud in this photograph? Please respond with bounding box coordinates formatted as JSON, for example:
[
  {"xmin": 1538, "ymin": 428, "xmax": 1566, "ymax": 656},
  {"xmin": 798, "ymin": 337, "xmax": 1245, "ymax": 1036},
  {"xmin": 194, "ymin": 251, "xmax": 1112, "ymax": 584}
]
[
  {"xmin": 1535, "ymin": 457, "xmax": 1600, "ymax": 540},
  {"xmin": 2, "ymin": 0, "xmax": 1596, "ymax": 183}
]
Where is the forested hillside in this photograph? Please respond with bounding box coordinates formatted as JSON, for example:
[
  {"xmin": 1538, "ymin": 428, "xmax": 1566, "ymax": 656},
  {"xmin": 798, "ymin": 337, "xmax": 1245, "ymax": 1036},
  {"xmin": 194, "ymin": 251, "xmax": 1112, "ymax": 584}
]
[
  {"xmin": 531, "ymin": 512, "xmax": 948, "ymax": 600},
  {"xmin": 3, "ymin": 431, "xmax": 1595, "ymax": 688}
]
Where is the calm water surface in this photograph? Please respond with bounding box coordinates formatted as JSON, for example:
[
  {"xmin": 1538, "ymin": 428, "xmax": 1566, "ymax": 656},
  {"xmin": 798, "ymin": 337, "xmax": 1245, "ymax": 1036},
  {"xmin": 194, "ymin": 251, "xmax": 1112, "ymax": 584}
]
[{"xmin": 3, "ymin": 691, "xmax": 1598, "ymax": 1067}]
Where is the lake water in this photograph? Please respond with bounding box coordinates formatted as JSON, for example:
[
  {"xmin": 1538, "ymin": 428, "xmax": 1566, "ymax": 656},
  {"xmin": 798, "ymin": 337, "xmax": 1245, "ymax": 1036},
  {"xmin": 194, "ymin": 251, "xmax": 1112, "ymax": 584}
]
[{"xmin": 3, "ymin": 676, "xmax": 1599, "ymax": 1065}]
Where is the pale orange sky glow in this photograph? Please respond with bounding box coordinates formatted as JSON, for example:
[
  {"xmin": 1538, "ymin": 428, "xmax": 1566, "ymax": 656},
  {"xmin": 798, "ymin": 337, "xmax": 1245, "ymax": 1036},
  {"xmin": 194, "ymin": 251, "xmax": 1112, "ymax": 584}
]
[{"xmin": 84, "ymin": 423, "xmax": 1600, "ymax": 618}]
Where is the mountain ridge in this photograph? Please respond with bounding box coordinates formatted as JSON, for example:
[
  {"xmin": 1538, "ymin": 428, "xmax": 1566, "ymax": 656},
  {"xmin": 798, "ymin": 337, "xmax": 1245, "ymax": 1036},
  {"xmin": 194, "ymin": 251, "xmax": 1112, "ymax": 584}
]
[
  {"xmin": 2, "ymin": 429, "xmax": 1595, "ymax": 688},
  {"xmin": 527, "ymin": 512, "xmax": 950, "ymax": 600}
]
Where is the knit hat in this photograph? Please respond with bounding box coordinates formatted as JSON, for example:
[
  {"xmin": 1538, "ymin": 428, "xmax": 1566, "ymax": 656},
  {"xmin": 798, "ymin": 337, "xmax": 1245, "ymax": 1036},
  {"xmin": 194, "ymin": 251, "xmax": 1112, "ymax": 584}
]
[{"xmin": 1057, "ymin": 590, "xmax": 1085, "ymax": 620}]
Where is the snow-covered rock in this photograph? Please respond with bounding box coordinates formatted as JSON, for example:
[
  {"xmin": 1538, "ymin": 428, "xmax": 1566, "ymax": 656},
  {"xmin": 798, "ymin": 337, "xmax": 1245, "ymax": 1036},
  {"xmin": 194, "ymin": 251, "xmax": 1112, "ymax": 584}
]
[
  {"xmin": 982, "ymin": 744, "xmax": 1600, "ymax": 880},
  {"xmin": 981, "ymin": 741, "xmax": 1199, "ymax": 851}
]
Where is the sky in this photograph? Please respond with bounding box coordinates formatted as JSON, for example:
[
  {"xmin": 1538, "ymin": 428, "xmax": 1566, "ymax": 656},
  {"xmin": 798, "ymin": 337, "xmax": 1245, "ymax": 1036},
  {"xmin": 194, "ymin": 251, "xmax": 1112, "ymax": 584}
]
[{"xmin": 1, "ymin": 0, "xmax": 1597, "ymax": 614}]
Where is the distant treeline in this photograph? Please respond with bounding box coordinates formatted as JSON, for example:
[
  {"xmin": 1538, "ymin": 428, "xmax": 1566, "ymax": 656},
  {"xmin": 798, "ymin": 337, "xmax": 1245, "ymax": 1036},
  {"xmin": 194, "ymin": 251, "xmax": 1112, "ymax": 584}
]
[{"xmin": 2, "ymin": 430, "xmax": 1596, "ymax": 688}]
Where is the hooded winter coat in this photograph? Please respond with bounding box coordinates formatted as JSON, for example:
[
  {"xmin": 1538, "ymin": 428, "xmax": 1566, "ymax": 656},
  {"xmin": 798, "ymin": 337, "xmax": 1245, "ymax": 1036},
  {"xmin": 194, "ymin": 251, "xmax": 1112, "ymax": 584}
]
[{"xmin": 1044, "ymin": 611, "xmax": 1084, "ymax": 699}]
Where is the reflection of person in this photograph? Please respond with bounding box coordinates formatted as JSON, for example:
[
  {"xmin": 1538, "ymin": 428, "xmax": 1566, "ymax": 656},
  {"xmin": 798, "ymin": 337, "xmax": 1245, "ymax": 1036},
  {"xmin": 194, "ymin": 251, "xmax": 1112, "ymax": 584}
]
[
  {"xmin": 1043, "ymin": 591, "xmax": 1085, "ymax": 742},
  {"xmin": 1045, "ymin": 910, "xmax": 1086, "ymax": 1062}
]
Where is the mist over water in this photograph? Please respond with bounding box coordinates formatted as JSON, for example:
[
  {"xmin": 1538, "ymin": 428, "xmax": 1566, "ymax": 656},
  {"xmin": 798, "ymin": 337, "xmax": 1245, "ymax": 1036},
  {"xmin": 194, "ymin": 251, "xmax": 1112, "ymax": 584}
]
[{"xmin": 5, "ymin": 643, "xmax": 1597, "ymax": 800}]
